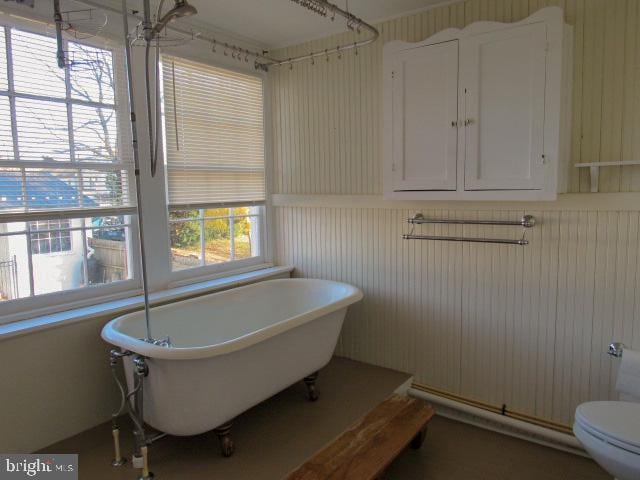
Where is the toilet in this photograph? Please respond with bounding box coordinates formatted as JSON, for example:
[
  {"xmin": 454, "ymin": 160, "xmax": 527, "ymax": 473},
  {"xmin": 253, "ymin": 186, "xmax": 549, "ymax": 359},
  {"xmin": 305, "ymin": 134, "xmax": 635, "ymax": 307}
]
[{"xmin": 574, "ymin": 401, "xmax": 640, "ymax": 480}]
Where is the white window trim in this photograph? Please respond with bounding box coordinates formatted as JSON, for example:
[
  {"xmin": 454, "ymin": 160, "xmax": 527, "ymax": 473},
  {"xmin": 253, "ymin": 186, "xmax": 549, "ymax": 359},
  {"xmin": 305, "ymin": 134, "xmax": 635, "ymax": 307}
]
[
  {"xmin": 168, "ymin": 205, "xmax": 267, "ymax": 280},
  {"xmin": 0, "ymin": 17, "xmax": 141, "ymax": 317},
  {"xmin": 0, "ymin": 265, "xmax": 293, "ymax": 338},
  {"xmin": 0, "ymin": 11, "xmax": 276, "ymax": 326},
  {"xmin": 161, "ymin": 52, "xmax": 272, "ymax": 283}
]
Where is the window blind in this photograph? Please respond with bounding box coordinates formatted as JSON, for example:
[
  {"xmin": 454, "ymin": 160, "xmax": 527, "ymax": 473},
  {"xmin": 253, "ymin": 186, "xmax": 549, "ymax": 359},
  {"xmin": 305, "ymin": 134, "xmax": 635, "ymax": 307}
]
[
  {"xmin": 162, "ymin": 55, "xmax": 265, "ymax": 208},
  {"xmin": 0, "ymin": 27, "xmax": 135, "ymax": 220}
]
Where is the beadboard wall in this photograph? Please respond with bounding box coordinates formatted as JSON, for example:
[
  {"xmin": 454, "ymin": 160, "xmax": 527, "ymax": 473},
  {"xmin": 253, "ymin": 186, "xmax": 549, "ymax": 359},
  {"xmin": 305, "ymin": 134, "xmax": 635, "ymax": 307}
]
[
  {"xmin": 271, "ymin": 0, "xmax": 640, "ymax": 194},
  {"xmin": 269, "ymin": 0, "xmax": 640, "ymax": 426}
]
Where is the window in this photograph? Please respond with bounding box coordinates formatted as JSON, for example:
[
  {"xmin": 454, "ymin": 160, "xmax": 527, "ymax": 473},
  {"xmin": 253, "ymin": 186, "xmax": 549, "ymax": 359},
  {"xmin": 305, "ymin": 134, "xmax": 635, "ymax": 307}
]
[
  {"xmin": 29, "ymin": 220, "xmax": 72, "ymax": 255},
  {"xmin": 169, "ymin": 207, "xmax": 262, "ymax": 270},
  {"xmin": 0, "ymin": 24, "xmax": 136, "ymax": 306},
  {"xmin": 162, "ymin": 56, "xmax": 266, "ymax": 274}
]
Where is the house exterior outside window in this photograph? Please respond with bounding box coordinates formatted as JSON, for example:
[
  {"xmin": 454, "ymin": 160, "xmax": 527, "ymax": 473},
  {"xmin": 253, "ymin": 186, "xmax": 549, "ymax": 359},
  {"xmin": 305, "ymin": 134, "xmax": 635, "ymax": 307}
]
[{"xmin": 29, "ymin": 220, "xmax": 72, "ymax": 255}]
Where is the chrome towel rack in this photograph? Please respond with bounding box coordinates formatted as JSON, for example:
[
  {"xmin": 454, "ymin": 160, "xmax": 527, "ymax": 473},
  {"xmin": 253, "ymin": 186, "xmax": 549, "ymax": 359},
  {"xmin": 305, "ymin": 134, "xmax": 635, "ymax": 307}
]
[{"xmin": 403, "ymin": 213, "xmax": 536, "ymax": 246}]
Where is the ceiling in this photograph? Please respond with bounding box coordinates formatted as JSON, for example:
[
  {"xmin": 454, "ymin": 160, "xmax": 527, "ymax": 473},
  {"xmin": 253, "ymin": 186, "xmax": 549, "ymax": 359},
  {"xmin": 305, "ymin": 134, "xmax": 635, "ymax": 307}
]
[{"xmin": 167, "ymin": 0, "xmax": 447, "ymax": 49}]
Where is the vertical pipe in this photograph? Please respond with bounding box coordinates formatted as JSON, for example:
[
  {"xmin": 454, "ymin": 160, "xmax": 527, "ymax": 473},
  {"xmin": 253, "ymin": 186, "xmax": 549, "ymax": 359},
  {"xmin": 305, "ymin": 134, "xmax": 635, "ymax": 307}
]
[
  {"xmin": 53, "ymin": 0, "xmax": 66, "ymax": 68},
  {"xmin": 12, "ymin": 254, "xmax": 18, "ymax": 298},
  {"xmin": 121, "ymin": 0, "xmax": 153, "ymax": 341},
  {"xmin": 133, "ymin": 356, "xmax": 147, "ymax": 453},
  {"xmin": 25, "ymin": 222, "xmax": 34, "ymax": 297}
]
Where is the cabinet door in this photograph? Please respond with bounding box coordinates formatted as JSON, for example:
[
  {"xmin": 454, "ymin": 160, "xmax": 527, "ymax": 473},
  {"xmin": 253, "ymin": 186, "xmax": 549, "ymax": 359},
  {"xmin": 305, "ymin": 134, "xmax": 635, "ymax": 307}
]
[
  {"xmin": 392, "ymin": 40, "xmax": 458, "ymax": 191},
  {"xmin": 462, "ymin": 23, "xmax": 547, "ymax": 190}
]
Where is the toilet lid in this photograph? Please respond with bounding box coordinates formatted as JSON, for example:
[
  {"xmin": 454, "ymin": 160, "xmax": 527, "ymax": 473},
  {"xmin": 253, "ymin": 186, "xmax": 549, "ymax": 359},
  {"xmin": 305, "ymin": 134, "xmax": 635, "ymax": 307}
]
[{"xmin": 575, "ymin": 401, "xmax": 640, "ymax": 453}]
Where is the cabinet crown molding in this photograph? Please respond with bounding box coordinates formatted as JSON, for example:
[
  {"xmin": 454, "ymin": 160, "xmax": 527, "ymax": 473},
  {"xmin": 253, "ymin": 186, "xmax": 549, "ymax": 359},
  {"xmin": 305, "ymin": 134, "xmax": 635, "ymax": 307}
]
[{"xmin": 384, "ymin": 6, "xmax": 564, "ymax": 52}]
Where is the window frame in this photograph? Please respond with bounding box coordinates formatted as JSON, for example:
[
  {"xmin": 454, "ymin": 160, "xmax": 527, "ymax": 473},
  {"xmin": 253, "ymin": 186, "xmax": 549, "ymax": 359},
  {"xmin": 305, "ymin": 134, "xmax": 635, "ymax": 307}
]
[
  {"xmin": 168, "ymin": 205, "xmax": 267, "ymax": 284},
  {"xmin": 159, "ymin": 53, "xmax": 271, "ymax": 284},
  {"xmin": 0, "ymin": 17, "xmax": 142, "ymax": 323},
  {"xmin": 0, "ymin": 11, "xmax": 275, "ymax": 325}
]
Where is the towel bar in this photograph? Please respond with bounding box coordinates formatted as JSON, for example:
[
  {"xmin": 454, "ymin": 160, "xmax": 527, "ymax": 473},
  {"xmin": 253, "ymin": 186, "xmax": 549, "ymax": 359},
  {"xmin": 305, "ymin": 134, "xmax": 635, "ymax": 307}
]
[
  {"xmin": 408, "ymin": 214, "xmax": 536, "ymax": 228},
  {"xmin": 402, "ymin": 234, "xmax": 529, "ymax": 246},
  {"xmin": 403, "ymin": 214, "xmax": 536, "ymax": 246}
]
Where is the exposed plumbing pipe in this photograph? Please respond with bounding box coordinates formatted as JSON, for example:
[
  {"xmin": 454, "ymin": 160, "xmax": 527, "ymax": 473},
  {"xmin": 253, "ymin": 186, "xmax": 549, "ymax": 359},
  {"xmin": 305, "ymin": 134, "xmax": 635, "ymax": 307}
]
[
  {"xmin": 120, "ymin": 0, "xmax": 154, "ymax": 342},
  {"xmin": 53, "ymin": 0, "xmax": 66, "ymax": 68},
  {"xmin": 409, "ymin": 388, "xmax": 587, "ymax": 457}
]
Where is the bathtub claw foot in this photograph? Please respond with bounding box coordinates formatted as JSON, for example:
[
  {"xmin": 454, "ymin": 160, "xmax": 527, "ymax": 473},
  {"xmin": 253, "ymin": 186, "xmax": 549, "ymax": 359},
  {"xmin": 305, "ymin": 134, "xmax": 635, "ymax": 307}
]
[
  {"xmin": 214, "ymin": 422, "xmax": 235, "ymax": 458},
  {"xmin": 304, "ymin": 372, "xmax": 319, "ymax": 402}
]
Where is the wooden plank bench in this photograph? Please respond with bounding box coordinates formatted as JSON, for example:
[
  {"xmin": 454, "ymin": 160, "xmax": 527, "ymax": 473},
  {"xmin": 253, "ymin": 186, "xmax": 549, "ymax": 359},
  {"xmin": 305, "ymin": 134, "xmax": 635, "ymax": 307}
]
[{"xmin": 286, "ymin": 394, "xmax": 435, "ymax": 480}]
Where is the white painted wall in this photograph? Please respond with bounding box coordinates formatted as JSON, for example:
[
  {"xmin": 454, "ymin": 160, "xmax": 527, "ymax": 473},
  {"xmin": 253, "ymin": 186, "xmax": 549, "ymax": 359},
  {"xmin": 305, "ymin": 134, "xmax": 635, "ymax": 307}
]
[
  {"xmin": 270, "ymin": 0, "xmax": 640, "ymax": 427},
  {"xmin": 0, "ymin": 314, "xmax": 118, "ymax": 453}
]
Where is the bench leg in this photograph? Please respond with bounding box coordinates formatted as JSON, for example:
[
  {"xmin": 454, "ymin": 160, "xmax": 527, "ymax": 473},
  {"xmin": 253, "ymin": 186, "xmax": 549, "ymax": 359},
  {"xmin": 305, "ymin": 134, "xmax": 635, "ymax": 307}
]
[
  {"xmin": 304, "ymin": 372, "xmax": 319, "ymax": 402},
  {"xmin": 410, "ymin": 425, "xmax": 428, "ymax": 450},
  {"xmin": 214, "ymin": 421, "xmax": 235, "ymax": 458}
]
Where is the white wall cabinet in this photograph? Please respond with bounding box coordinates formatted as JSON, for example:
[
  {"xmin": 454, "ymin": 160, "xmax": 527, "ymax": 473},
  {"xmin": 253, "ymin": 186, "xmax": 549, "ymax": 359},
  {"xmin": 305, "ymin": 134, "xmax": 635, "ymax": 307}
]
[
  {"xmin": 383, "ymin": 7, "xmax": 573, "ymax": 201},
  {"xmin": 391, "ymin": 40, "xmax": 459, "ymax": 191}
]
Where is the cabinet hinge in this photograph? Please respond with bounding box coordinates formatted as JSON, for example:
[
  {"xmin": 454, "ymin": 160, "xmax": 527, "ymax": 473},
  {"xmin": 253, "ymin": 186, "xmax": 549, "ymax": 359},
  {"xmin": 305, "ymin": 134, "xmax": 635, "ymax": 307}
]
[
  {"xmin": 545, "ymin": 42, "xmax": 550, "ymax": 53},
  {"xmin": 391, "ymin": 70, "xmax": 395, "ymax": 79},
  {"xmin": 391, "ymin": 163, "xmax": 397, "ymax": 172}
]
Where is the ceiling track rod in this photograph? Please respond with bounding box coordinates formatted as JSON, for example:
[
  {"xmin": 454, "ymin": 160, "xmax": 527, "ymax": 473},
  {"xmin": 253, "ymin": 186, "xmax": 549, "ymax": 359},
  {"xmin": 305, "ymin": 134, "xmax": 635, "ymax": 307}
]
[
  {"xmin": 260, "ymin": 0, "xmax": 379, "ymax": 68},
  {"xmin": 75, "ymin": 0, "xmax": 378, "ymax": 71}
]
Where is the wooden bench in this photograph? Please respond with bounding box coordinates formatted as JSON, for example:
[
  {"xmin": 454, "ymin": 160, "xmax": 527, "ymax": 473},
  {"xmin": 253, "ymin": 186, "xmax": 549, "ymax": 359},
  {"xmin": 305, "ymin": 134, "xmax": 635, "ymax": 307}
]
[{"xmin": 286, "ymin": 394, "xmax": 435, "ymax": 480}]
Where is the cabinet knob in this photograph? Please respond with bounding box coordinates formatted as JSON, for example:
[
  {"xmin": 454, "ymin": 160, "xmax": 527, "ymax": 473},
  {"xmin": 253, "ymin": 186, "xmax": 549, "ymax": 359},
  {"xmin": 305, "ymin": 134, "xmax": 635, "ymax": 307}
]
[
  {"xmin": 451, "ymin": 120, "xmax": 458, "ymax": 128},
  {"xmin": 464, "ymin": 118, "xmax": 474, "ymax": 126}
]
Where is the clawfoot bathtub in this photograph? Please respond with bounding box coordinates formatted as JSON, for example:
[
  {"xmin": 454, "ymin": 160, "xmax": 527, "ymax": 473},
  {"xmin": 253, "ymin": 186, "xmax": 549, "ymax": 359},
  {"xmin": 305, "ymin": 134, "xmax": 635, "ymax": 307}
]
[{"xmin": 101, "ymin": 278, "xmax": 363, "ymax": 456}]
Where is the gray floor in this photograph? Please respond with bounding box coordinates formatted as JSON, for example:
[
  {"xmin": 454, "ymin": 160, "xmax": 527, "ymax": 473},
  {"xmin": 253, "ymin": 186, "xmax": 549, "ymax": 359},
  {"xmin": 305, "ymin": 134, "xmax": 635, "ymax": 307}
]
[
  {"xmin": 384, "ymin": 416, "xmax": 610, "ymax": 480},
  {"xmin": 41, "ymin": 356, "xmax": 610, "ymax": 479}
]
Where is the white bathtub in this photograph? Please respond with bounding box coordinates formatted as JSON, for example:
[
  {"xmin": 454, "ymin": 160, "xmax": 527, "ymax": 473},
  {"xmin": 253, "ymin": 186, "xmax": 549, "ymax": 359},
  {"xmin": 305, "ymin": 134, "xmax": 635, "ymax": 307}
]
[{"xmin": 101, "ymin": 278, "xmax": 363, "ymax": 438}]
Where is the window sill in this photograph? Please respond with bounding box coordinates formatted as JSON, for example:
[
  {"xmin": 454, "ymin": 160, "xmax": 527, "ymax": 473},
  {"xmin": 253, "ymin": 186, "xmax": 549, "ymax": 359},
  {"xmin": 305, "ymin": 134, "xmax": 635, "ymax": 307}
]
[{"xmin": 0, "ymin": 264, "xmax": 294, "ymax": 341}]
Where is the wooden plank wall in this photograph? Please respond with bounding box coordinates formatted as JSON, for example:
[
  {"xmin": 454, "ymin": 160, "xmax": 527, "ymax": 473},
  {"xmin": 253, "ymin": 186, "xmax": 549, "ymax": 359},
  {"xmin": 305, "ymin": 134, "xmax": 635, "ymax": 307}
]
[
  {"xmin": 269, "ymin": 0, "xmax": 640, "ymax": 426},
  {"xmin": 275, "ymin": 207, "xmax": 640, "ymax": 425},
  {"xmin": 270, "ymin": 0, "xmax": 640, "ymax": 194}
]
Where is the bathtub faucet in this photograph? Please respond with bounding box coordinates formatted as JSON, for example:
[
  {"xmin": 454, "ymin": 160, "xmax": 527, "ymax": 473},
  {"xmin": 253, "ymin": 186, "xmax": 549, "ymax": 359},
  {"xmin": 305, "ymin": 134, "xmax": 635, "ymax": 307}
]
[{"xmin": 142, "ymin": 336, "xmax": 173, "ymax": 347}]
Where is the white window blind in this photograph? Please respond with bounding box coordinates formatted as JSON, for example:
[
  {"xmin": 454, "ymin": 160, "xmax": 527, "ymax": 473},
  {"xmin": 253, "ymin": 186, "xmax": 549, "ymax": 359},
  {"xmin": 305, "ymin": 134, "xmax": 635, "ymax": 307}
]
[
  {"xmin": 162, "ymin": 55, "xmax": 265, "ymax": 208},
  {"xmin": 0, "ymin": 27, "xmax": 135, "ymax": 221}
]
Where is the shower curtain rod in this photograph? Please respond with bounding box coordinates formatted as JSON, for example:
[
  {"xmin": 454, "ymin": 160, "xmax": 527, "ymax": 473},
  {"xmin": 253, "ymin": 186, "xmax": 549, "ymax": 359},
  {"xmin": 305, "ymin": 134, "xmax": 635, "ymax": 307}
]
[{"xmin": 76, "ymin": 0, "xmax": 379, "ymax": 70}]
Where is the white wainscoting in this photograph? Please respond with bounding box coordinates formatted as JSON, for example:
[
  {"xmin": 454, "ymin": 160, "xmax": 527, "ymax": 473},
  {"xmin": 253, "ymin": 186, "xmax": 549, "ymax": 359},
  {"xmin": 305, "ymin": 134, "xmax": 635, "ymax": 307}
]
[
  {"xmin": 269, "ymin": 0, "xmax": 640, "ymax": 429},
  {"xmin": 275, "ymin": 205, "xmax": 640, "ymax": 425}
]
